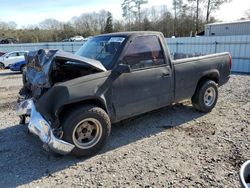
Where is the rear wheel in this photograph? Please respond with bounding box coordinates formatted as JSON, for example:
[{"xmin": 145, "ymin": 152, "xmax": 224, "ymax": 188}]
[
  {"xmin": 0, "ymin": 62, "xmax": 5, "ymax": 70},
  {"xmin": 62, "ymin": 105, "xmax": 111, "ymax": 157},
  {"xmin": 192, "ymin": 80, "xmax": 218, "ymax": 112}
]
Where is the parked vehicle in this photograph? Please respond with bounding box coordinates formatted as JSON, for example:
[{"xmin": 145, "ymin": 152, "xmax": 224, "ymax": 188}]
[
  {"xmin": 70, "ymin": 36, "xmax": 84, "ymax": 42},
  {"xmin": 0, "ymin": 51, "xmax": 28, "ymax": 69},
  {"xmin": 0, "ymin": 51, "xmax": 6, "ymax": 57},
  {"xmin": 16, "ymin": 31, "xmax": 231, "ymax": 156},
  {"xmin": 9, "ymin": 60, "xmax": 26, "ymax": 73},
  {"xmin": 0, "ymin": 37, "xmax": 18, "ymax": 44}
]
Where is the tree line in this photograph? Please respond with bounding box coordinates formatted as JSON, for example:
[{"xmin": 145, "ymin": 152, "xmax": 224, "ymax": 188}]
[{"xmin": 0, "ymin": 0, "xmax": 248, "ymax": 43}]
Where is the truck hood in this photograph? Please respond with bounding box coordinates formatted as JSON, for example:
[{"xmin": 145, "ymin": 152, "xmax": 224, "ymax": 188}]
[{"xmin": 25, "ymin": 49, "xmax": 106, "ymax": 88}]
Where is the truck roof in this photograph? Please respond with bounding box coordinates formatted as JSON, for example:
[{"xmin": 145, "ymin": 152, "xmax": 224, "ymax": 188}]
[{"xmin": 96, "ymin": 31, "xmax": 163, "ymax": 37}]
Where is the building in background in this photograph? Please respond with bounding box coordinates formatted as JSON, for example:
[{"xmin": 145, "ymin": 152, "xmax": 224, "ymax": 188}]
[{"xmin": 205, "ymin": 20, "xmax": 250, "ymax": 36}]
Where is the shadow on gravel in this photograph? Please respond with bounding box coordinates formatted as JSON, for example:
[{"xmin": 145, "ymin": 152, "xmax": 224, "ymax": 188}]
[
  {"xmin": 0, "ymin": 103, "xmax": 205, "ymax": 187},
  {"xmin": 0, "ymin": 71, "xmax": 20, "ymax": 76}
]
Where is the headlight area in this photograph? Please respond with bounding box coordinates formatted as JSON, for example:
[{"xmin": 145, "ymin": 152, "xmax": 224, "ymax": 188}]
[{"xmin": 16, "ymin": 99, "xmax": 75, "ymax": 155}]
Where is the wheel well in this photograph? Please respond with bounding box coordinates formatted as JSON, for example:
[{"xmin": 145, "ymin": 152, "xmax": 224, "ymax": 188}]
[
  {"xmin": 198, "ymin": 73, "xmax": 219, "ymax": 86},
  {"xmin": 58, "ymin": 99, "xmax": 107, "ymax": 122},
  {"xmin": 193, "ymin": 73, "xmax": 219, "ymax": 97}
]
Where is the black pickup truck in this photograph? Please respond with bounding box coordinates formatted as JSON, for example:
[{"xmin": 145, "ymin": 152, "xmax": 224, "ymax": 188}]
[{"xmin": 17, "ymin": 31, "xmax": 231, "ymax": 156}]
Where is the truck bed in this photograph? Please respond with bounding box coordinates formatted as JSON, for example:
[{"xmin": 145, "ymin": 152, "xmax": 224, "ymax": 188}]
[{"xmin": 172, "ymin": 52, "xmax": 231, "ymax": 101}]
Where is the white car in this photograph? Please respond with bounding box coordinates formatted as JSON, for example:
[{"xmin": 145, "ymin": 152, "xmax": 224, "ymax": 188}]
[
  {"xmin": 0, "ymin": 51, "xmax": 28, "ymax": 69},
  {"xmin": 70, "ymin": 36, "xmax": 85, "ymax": 42}
]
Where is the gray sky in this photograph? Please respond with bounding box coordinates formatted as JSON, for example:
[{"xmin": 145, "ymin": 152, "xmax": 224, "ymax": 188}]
[{"xmin": 0, "ymin": 0, "xmax": 249, "ymax": 27}]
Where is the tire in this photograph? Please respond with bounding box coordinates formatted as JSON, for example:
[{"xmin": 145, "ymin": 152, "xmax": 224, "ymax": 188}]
[
  {"xmin": 191, "ymin": 80, "xmax": 218, "ymax": 112},
  {"xmin": 0, "ymin": 62, "xmax": 5, "ymax": 70},
  {"xmin": 62, "ymin": 105, "xmax": 111, "ymax": 157}
]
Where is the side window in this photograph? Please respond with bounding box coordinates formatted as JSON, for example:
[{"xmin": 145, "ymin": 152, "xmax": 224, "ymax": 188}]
[
  {"xmin": 122, "ymin": 35, "xmax": 166, "ymax": 70},
  {"xmin": 19, "ymin": 52, "xmax": 25, "ymax": 56},
  {"xmin": 8, "ymin": 53, "xmax": 17, "ymax": 57}
]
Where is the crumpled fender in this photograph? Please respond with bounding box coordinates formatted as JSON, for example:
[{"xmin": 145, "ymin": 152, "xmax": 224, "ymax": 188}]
[{"xmin": 35, "ymin": 71, "xmax": 112, "ymax": 126}]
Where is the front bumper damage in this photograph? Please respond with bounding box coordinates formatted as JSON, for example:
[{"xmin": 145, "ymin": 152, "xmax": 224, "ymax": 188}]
[{"xmin": 16, "ymin": 99, "xmax": 75, "ymax": 155}]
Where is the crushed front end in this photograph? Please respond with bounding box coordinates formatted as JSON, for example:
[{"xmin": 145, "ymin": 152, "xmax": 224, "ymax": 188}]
[
  {"xmin": 16, "ymin": 49, "xmax": 106, "ymax": 154},
  {"xmin": 17, "ymin": 99, "xmax": 75, "ymax": 154}
]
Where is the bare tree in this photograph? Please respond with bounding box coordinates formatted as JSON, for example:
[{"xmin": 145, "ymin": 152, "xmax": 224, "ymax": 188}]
[
  {"xmin": 132, "ymin": 0, "xmax": 148, "ymax": 29},
  {"xmin": 121, "ymin": 0, "xmax": 134, "ymax": 30},
  {"xmin": 172, "ymin": 0, "xmax": 184, "ymax": 36},
  {"xmin": 205, "ymin": 0, "xmax": 231, "ymax": 23},
  {"xmin": 39, "ymin": 19, "xmax": 63, "ymax": 30},
  {"xmin": 187, "ymin": 0, "xmax": 203, "ymax": 34}
]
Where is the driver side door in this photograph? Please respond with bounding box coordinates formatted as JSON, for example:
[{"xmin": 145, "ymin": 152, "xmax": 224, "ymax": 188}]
[{"xmin": 112, "ymin": 35, "xmax": 174, "ymax": 121}]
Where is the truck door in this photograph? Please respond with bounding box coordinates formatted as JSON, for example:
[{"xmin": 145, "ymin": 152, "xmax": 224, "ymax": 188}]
[{"xmin": 112, "ymin": 35, "xmax": 174, "ymax": 121}]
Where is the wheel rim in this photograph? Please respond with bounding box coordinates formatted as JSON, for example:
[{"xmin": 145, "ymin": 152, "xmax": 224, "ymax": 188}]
[
  {"xmin": 204, "ymin": 87, "xmax": 216, "ymax": 107},
  {"xmin": 72, "ymin": 118, "xmax": 103, "ymax": 149}
]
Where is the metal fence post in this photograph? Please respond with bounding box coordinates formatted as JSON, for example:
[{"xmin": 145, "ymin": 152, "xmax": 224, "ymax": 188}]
[{"xmin": 214, "ymin": 41, "xmax": 218, "ymax": 53}]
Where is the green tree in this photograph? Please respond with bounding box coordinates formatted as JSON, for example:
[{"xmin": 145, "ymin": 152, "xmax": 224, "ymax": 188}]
[{"xmin": 104, "ymin": 12, "xmax": 113, "ymax": 33}]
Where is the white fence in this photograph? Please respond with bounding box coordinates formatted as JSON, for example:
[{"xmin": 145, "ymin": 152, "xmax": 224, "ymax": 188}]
[
  {"xmin": 0, "ymin": 35, "xmax": 250, "ymax": 73},
  {"xmin": 0, "ymin": 42, "xmax": 84, "ymax": 54},
  {"xmin": 167, "ymin": 35, "xmax": 250, "ymax": 73}
]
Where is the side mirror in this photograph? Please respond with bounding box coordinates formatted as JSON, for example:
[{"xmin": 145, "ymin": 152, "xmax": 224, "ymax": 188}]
[
  {"xmin": 5, "ymin": 55, "xmax": 9, "ymax": 58},
  {"xmin": 113, "ymin": 64, "xmax": 131, "ymax": 74},
  {"xmin": 240, "ymin": 160, "xmax": 250, "ymax": 188}
]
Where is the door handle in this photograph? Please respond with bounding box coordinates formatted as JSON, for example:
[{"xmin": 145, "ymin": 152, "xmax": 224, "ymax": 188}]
[{"xmin": 162, "ymin": 73, "xmax": 170, "ymax": 77}]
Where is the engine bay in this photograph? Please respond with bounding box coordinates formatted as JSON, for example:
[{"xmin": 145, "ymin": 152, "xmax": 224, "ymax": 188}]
[{"xmin": 51, "ymin": 60, "xmax": 99, "ymax": 84}]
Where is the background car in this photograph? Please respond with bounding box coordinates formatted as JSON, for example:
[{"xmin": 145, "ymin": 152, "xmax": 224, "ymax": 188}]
[
  {"xmin": 0, "ymin": 51, "xmax": 28, "ymax": 69},
  {"xmin": 0, "ymin": 51, "xmax": 6, "ymax": 57},
  {"xmin": 9, "ymin": 60, "xmax": 26, "ymax": 73},
  {"xmin": 69, "ymin": 36, "xmax": 84, "ymax": 42}
]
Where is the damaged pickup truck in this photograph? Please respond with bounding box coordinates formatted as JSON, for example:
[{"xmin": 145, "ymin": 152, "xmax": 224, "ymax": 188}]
[{"xmin": 16, "ymin": 31, "xmax": 231, "ymax": 156}]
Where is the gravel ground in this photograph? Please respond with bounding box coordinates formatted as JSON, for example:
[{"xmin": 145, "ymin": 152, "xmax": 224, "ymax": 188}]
[{"xmin": 0, "ymin": 69, "xmax": 249, "ymax": 188}]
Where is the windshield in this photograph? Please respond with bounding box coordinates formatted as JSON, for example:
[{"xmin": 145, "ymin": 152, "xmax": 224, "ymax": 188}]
[{"xmin": 75, "ymin": 36, "xmax": 126, "ymax": 69}]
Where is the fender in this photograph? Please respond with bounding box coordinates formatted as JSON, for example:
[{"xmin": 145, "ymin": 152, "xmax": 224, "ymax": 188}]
[{"xmin": 200, "ymin": 69, "xmax": 220, "ymax": 83}]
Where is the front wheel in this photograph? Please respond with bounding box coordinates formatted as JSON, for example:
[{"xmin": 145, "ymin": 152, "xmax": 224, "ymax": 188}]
[
  {"xmin": 192, "ymin": 80, "xmax": 218, "ymax": 112},
  {"xmin": 62, "ymin": 105, "xmax": 111, "ymax": 157}
]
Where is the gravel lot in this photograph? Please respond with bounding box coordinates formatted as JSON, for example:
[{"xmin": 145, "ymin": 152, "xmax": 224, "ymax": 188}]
[{"xmin": 0, "ymin": 69, "xmax": 249, "ymax": 188}]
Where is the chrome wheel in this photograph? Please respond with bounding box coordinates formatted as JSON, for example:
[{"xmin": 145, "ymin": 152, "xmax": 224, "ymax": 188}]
[
  {"xmin": 204, "ymin": 87, "xmax": 216, "ymax": 107},
  {"xmin": 72, "ymin": 118, "xmax": 103, "ymax": 149}
]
